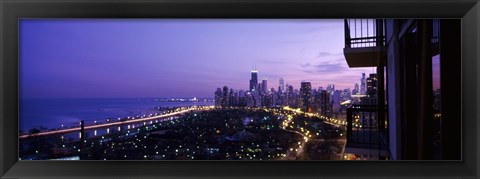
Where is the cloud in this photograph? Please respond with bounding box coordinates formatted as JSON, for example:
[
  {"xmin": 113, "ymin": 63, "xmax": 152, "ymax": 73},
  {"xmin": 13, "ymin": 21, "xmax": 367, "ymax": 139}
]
[
  {"xmin": 301, "ymin": 62, "xmax": 347, "ymax": 73},
  {"xmin": 317, "ymin": 51, "xmax": 343, "ymax": 57},
  {"xmin": 301, "ymin": 63, "xmax": 311, "ymax": 67}
]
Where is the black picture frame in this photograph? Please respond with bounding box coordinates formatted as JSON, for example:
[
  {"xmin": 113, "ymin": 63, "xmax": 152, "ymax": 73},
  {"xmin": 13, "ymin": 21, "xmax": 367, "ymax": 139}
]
[{"xmin": 1, "ymin": 0, "xmax": 479, "ymax": 178}]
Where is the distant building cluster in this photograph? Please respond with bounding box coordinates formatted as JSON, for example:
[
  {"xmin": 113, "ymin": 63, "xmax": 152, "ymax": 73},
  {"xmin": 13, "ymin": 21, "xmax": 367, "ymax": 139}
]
[{"xmin": 214, "ymin": 68, "xmax": 379, "ymax": 118}]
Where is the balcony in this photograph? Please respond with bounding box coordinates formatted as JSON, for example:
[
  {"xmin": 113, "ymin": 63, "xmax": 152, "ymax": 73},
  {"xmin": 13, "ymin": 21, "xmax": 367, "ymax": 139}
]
[
  {"xmin": 343, "ymin": 19, "xmax": 387, "ymax": 68},
  {"xmin": 345, "ymin": 105, "xmax": 389, "ymax": 160}
]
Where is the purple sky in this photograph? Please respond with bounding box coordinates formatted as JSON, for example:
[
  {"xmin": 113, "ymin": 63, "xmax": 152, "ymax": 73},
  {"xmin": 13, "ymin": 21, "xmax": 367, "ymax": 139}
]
[{"xmin": 20, "ymin": 19, "xmax": 376, "ymax": 98}]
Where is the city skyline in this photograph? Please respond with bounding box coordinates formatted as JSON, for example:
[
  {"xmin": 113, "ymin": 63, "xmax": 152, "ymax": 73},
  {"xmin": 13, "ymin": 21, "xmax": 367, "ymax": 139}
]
[
  {"xmin": 217, "ymin": 69, "xmax": 377, "ymax": 95},
  {"xmin": 18, "ymin": 18, "xmax": 457, "ymax": 161},
  {"xmin": 21, "ymin": 19, "xmax": 376, "ymax": 98}
]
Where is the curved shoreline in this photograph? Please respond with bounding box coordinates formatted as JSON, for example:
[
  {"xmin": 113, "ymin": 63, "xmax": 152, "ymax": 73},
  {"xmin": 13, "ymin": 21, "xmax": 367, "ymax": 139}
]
[{"xmin": 19, "ymin": 106, "xmax": 215, "ymax": 139}]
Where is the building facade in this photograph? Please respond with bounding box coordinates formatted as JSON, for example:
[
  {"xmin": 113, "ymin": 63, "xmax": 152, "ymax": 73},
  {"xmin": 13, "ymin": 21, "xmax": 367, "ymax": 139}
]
[{"xmin": 343, "ymin": 19, "xmax": 461, "ymax": 160}]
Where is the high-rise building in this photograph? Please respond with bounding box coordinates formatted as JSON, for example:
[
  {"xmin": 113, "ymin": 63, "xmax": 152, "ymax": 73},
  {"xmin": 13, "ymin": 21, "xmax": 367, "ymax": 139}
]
[
  {"xmin": 222, "ymin": 86, "xmax": 229, "ymax": 107},
  {"xmin": 319, "ymin": 90, "xmax": 331, "ymax": 117},
  {"xmin": 249, "ymin": 68, "xmax": 258, "ymax": 92},
  {"xmin": 326, "ymin": 84, "xmax": 335, "ymax": 95},
  {"xmin": 283, "ymin": 84, "xmax": 290, "ymax": 106},
  {"xmin": 245, "ymin": 91, "xmax": 254, "ymax": 107},
  {"xmin": 257, "ymin": 83, "xmax": 262, "ymax": 95},
  {"xmin": 279, "ymin": 78, "xmax": 285, "ymax": 93},
  {"xmin": 293, "ymin": 89, "xmax": 300, "ymax": 108},
  {"xmin": 312, "ymin": 89, "xmax": 320, "ymax": 113},
  {"xmin": 229, "ymin": 89, "xmax": 235, "ymax": 106},
  {"xmin": 342, "ymin": 88, "xmax": 351, "ymax": 99},
  {"xmin": 353, "ymin": 83, "xmax": 360, "ymax": 95},
  {"xmin": 286, "ymin": 84, "xmax": 294, "ymax": 106},
  {"xmin": 366, "ymin": 73, "xmax": 378, "ymax": 96},
  {"xmin": 360, "ymin": 73, "xmax": 367, "ymax": 95},
  {"xmin": 239, "ymin": 90, "xmax": 246, "ymax": 106},
  {"xmin": 332, "ymin": 90, "xmax": 342, "ymax": 114},
  {"xmin": 234, "ymin": 90, "xmax": 239, "ymax": 106},
  {"xmin": 276, "ymin": 89, "xmax": 285, "ymax": 106},
  {"xmin": 300, "ymin": 81, "xmax": 312, "ymax": 112},
  {"xmin": 252, "ymin": 90, "xmax": 261, "ymax": 107},
  {"xmin": 215, "ymin": 88, "xmax": 223, "ymax": 107},
  {"xmin": 262, "ymin": 79, "xmax": 268, "ymax": 94}
]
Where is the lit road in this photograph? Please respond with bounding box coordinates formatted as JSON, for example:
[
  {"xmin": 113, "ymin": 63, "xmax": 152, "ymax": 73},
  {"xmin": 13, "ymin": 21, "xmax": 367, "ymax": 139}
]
[
  {"xmin": 279, "ymin": 106, "xmax": 348, "ymax": 160},
  {"xmin": 279, "ymin": 114, "xmax": 309, "ymax": 160},
  {"xmin": 19, "ymin": 106, "xmax": 215, "ymax": 139},
  {"xmin": 281, "ymin": 127, "xmax": 307, "ymax": 160},
  {"xmin": 282, "ymin": 106, "xmax": 353, "ymax": 127}
]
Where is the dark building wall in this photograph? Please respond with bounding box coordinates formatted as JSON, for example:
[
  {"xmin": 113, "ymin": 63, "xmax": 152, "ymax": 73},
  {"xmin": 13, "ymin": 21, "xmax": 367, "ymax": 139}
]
[
  {"xmin": 385, "ymin": 19, "xmax": 402, "ymax": 160},
  {"xmin": 385, "ymin": 19, "xmax": 460, "ymax": 160}
]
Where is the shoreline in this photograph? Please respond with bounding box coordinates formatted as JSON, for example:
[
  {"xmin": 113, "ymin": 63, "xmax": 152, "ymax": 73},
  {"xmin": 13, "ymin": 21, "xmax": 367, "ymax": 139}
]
[
  {"xmin": 19, "ymin": 98, "xmax": 214, "ymax": 132},
  {"xmin": 20, "ymin": 105, "xmax": 215, "ymax": 139}
]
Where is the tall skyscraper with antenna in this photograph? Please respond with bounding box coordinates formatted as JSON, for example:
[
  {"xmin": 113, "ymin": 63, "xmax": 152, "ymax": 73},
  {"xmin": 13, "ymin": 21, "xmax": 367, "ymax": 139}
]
[{"xmin": 249, "ymin": 66, "xmax": 258, "ymax": 92}]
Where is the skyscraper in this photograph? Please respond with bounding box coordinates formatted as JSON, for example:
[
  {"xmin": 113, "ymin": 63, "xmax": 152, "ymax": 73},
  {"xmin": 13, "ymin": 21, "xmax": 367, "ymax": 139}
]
[
  {"xmin": 245, "ymin": 91, "xmax": 254, "ymax": 107},
  {"xmin": 261, "ymin": 79, "xmax": 268, "ymax": 94},
  {"xmin": 312, "ymin": 89, "xmax": 320, "ymax": 113},
  {"xmin": 279, "ymin": 78, "xmax": 285, "ymax": 93},
  {"xmin": 249, "ymin": 68, "xmax": 258, "ymax": 92},
  {"xmin": 326, "ymin": 84, "xmax": 335, "ymax": 95},
  {"xmin": 332, "ymin": 90, "xmax": 342, "ymax": 114},
  {"xmin": 257, "ymin": 83, "xmax": 262, "ymax": 94},
  {"xmin": 342, "ymin": 88, "xmax": 351, "ymax": 99},
  {"xmin": 222, "ymin": 86, "xmax": 229, "ymax": 107},
  {"xmin": 319, "ymin": 90, "xmax": 331, "ymax": 117},
  {"xmin": 353, "ymin": 83, "xmax": 359, "ymax": 95},
  {"xmin": 366, "ymin": 73, "xmax": 378, "ymax": 96},
  {"xmin": 239, "ymin": 90, "xmax": 246, "ymax": 106},
  {"xmin": 286, "ymin": 84, "xmax": 294, "ymax": 106},
  {"xmin": 229, "ymin": 89, "xmax": 235, "ymax": 106},
  {"xmin": 360, "ymin": 73, "xmax": 367, "ymax": 95},
  {"xmin": 215, "ymin": 87, "xmax": 223, "ymax": 107},
  {"xmin": 300, "ymin": 81, "xmax": 312, "ymax": 112}
]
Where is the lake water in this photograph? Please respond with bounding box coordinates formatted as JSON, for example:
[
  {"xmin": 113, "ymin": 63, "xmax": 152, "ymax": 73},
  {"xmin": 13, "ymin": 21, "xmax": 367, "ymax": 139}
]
[{"xmin": 20, "ymin": 98, "xmax": 214, "ymax": 131}]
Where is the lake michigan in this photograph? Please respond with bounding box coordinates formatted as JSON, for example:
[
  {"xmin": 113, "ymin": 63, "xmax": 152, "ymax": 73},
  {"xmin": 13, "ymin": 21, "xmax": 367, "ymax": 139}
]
[{"xmin": 20, "ymin": 98, "xmax": 214, "ymax": 131}]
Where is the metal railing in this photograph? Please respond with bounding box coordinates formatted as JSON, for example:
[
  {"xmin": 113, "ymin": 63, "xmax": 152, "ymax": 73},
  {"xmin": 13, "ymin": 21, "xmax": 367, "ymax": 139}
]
[
  {"xmin": 346, "ymin": 105, "xmax": 388, "ymax": 152},
  {"xmin": 345, "ymin": 19, "xmax": 386, "ymax": 48}
]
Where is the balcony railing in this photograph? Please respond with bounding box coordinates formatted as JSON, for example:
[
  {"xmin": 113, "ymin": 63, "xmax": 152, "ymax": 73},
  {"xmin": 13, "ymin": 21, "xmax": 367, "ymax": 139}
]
[
  {"xmin": 346, "ymin": 105, "xmax": 388, "ymax": 156},
  {"xmin": 345, "ymin": 19, "xmax": 386, "ymax": 48}
]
